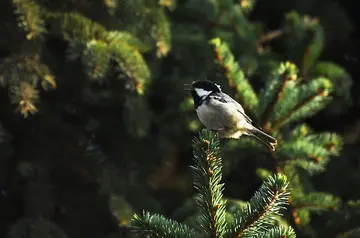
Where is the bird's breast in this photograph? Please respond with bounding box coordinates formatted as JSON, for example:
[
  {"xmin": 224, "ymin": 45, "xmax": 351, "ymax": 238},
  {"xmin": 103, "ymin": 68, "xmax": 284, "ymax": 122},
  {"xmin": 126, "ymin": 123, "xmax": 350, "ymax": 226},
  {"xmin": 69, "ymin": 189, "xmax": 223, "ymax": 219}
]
[{"xmin": 196, "ymin": 101, "xmax": 241, "ymax": 130}]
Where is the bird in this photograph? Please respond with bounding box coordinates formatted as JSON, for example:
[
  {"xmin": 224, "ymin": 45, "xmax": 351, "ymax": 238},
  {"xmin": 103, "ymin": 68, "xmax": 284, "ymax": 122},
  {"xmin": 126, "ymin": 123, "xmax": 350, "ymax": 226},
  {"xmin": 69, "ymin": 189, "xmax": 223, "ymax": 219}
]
[{"xmin": 189, "ymin": 80, "xmax": 277, "ymax": 151}]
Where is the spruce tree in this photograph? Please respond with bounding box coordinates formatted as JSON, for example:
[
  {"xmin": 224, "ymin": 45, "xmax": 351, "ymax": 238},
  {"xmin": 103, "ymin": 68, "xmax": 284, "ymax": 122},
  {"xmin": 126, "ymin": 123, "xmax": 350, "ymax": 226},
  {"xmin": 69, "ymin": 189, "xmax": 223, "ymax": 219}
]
[
  {"xmin": 130, "ymin": 129, "xmax": 295, "ymax": 238},
  {"xmin": 1, "ymin": 0, "xmax": 359, "ymax": 238}
]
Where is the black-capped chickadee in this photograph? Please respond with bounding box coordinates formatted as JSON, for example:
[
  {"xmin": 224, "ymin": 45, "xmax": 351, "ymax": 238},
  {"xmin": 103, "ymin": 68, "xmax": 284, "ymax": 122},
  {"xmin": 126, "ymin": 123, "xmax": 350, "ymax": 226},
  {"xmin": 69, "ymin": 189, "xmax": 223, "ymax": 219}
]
[{"xmin": 190, "ymin": 80, "xmax": 277, "ymax": 151}]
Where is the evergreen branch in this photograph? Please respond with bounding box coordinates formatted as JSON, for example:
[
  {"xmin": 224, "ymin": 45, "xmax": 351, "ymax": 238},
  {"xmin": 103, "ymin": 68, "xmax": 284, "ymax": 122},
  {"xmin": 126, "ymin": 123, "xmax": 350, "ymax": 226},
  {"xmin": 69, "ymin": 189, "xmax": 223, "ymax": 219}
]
[
  {"xmin": 191, "ymin": 129, "xmax": 227, "ymax": 238},
  {"xmin": 107, "ymin": 31, "xmax": 152, "ymax": 53},
  {"xmin": 306, "ymin": 132, "xmax": 343, "ymax": 155},
  {"xmin": 0, "ymin": 54, "xmax": 56, "ymax": 117},
  {"xmin": 283, "ymin": 12, "xmax": 324, "ymax": 75},
  {"xmin": 231, "ymin": 174, "xmax": 290, "ymax": 237},
  {"xmin": 288, "ymin": 124, "xmax": 314, "ymax": 139},
  {"xmin": 270, "ymin": 77, "xmax": 333, "ymax": 131},
  {"xmin": 45, "ymin": 10, "xmax": 151, "ymax": 91},
  {"xmin": 315, "ymin": 61, "xmax": 352, "ymax": 101},
  {"xmin": 226, "ymin": 4, "xmax": 257, "ymax": 42},
  {"xmin": 255, "ymin": 226, "xmax": 296, "ymax": 238},
  {"xmin": 0, "ymin": 55, "xmax": 56, "ymax": 90},
  {"xmin": 286, "ymin": 158, "xmax": 326, "ymax": 174},
  {"xmin": 301, "ymin": 23, "xmax": 324, "ymax": 75},
  {"xmin": 11, "ymin": 81, "xmax": 40, "ymax": 118},
  {"xmin": 108, "ymin": 40, "xmax": 151, "ymax": 95},
  {"xmin": 151, "ymin": 7, "xmax": 172, "ymax": 57},
  {"xmin": 81, "ymin": 40, "xmax": 111, "ymax": 81},
  {"xmin": 12, "ymin": 1, "xmax": 152, "ymax": 95},
  {"xmin": 130, "ymin": 211, "xmax": 198, "ymax": 238},
  {"xmin": 292, "ymin": 192, "xmax": 340, "ymax": 211},
  {"xmin": 258, "ymin": 62, "xmax": 298, "ymax": 128},
  {"xmin": 279, "ymin": 128, "xmax": 343, "ymax": 174},
  {"xmin": 12, "ymin": 0, "xmax": 46, "ymax": 40},
  {"xmin": 290, "ymin": 209, "xmax": 310, "ymax": 227},
  {"xmin": 45, "ymin": 12, "xmax": 108, "ymax": 43},
  {"xmin": 258, "ymin": 30, "xmax": 283, "ymax": 44},
  {"xmin": 279, "ymin": 139, "xmax": 330, "ymax": 174},
  {"xmin": 209, "ymin": 38, "xmax": 258, "ymax": 113}
]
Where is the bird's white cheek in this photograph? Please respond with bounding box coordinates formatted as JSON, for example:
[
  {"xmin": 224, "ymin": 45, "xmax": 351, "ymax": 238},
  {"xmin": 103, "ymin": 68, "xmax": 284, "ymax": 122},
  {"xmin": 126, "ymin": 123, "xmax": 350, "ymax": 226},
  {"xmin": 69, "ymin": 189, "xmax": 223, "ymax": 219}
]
[{"xmin": 195, "ymin": 88, "xmax": 211, "ymax": 98}]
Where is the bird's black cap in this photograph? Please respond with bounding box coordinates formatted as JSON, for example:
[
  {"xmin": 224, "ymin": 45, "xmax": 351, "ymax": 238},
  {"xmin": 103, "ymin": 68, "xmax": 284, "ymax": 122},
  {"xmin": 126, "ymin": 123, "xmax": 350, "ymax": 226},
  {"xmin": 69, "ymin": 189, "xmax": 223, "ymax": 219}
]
[{"xmin": 191, "ymin": 80, "xmax": 221, "ymax": 92}]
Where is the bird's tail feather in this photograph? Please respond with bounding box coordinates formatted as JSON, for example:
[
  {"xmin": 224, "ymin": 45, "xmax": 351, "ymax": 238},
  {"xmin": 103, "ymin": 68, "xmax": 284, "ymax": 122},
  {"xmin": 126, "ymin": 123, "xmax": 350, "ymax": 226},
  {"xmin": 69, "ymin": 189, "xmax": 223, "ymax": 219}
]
[{"xmin": 248, "ymin": 127, "xmax": 277, "ymax": 151}]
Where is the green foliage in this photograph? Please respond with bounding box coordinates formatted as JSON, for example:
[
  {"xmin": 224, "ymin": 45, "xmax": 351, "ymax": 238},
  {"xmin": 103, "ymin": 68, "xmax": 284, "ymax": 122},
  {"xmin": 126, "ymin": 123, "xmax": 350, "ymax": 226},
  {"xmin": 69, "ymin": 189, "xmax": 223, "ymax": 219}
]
[
  {"xmin": 191, "ymin": 130, "xmax": 227, "ymax": 237},
  {"xmin": 12, "ymin": 0, "xmax": 46, "ymax": 40},
  {"xmin": 0, "ymin": 0, "xmax": 357, "ymax": 238},
  {"xmin": 278, "ymin": 124, "xmax": 343, "ymax": 174},
  {"xmin": 131, "ymin": 211, "xmax": 198, "ymax": 238},
  {"xmin": 207, "ymin": 37, "xmax": 345, "ymax": 235},
  {"xmin": 228, "ymin": 174, "xmax": 291, "ymax": 237},
  {"xmin": 209, "ymin": 38, "xmax": 258, "ymax": 112},
  {"xmin": 2, "ymin": 0, "xmax": 170, "ymax": 116},
  {"xmin": 130, "ymin": 130, "xmax": 294, "ymax": 238}
]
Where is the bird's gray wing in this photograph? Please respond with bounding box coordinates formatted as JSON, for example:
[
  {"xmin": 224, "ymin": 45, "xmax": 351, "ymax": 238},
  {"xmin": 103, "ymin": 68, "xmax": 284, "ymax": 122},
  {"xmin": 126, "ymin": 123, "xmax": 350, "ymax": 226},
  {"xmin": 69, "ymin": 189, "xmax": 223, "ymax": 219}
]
[{"xmin": 214, "ymin": 93, "xmax": 263, "ymax": 130}]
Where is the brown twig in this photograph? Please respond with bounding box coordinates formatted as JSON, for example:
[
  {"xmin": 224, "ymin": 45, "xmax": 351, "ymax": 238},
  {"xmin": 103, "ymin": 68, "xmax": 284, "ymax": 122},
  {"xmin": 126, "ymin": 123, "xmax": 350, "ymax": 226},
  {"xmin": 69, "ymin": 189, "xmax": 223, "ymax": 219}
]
[{"xmin": 258, "ymin": 30, "xmax": 283, "ymax": 44}]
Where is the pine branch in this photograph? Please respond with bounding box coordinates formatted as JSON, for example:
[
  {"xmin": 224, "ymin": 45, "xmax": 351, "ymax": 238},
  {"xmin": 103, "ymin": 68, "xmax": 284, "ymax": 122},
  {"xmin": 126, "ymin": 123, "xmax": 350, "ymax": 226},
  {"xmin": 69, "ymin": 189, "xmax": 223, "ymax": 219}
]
[
  {"xmin": 270, "ymin": 77, "xmax": 333, "ymax": 131},
  {"xmin": 81, "ymin": 40, "xmax": 111, "ymax": 81},
  {"xmin": 130, "ymin": 211, "xmax": 199, "ymax": 238},
  {"xmin": 291, "ymin": 192, "xmax": 340, "ymax": 211},
  {"xmin": 258, "ymin": 30, "xmax": 283, "ymax": 44},
  {"xmin": 283, "ymin": 12, "xmax": 324, "ymax": 75},
  {"xmin": 46, "ymin": 11, "xmax": 151, "ymax": 94},
  {"xmin": 191, "ymin": 129, "xmax": 227, "ymax": 238},
  {"xmin": 0, "ymin": 54, "xmax": 56, "ymax": 117},
  {"xmin": 314, "ymin": 61, "xmax": 352, "ymax": 103},
  {"xmin": 0, "ymin": 54, "xmax": 56, "ymax": 90},
  {"xmin": 278, "ymin": 129, "xmax": 343, "ymax": 174},
  {"xmin": 107, "ymin": 31, "xmax": 152, "ymax": 53},
  {"xmin": 301, "ymin": 23, "xmax": 324, "ymax": 75},
  {"xmin": 255, "ymin": 226, "xmax": 296, "ymax": 238},
  {"xmin": 108, "ymin": 39, "xmax": 151, "ymax": 95},
  {"xmin": 151, "ymin": 7, "xmax": 172, "ymax": 57},
  {"xmin": 209, "ymin": 37, "xmax": 258, "ymax": 113},
  {"xmin": 12, "ymin": 0, "xmax": 46, "ymax": 40},
  {"xmin": 129, "ymin": 131, "xmax": 294, "ymax": 237},
  {"xmin": 120, "ymin": 0, "xmax": 172, "ymax": 57},
  {"xmin": 258, "ymin": 62, "xmax": 298, "ymax": 128},
  {"xmin": 45, "ymin": 12, "xmax": 108, "ymax": 43},
  {"xmin": 230, "ymin": 174, "xmax": 291, "ymax": 237}
]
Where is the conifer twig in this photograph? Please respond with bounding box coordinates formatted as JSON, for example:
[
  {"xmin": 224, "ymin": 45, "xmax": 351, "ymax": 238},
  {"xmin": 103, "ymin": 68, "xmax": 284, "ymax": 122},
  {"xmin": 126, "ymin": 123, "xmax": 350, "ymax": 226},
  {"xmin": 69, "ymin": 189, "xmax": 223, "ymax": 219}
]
[
  {"xmin": 258, "ymin": 29, "xmax": 283, "ymax": 44},
  {"xmin": 191, "ymin": 129, "xmax": 227, "ymax": 238},
  {"xmin": 261, "ymin": 78, "xmax": 291, "ymax": 129},
  {"xmin": 258, "ymin": 61, "xmax": 298, "ymax": 130},
  {"xmin": 270, "ymin": 90, "xmax": 326, "ymax": 132},
  {"xmin": 230, "ymin": 174, "xmax": 291, "ymax": 237},
  {"xmin": 209, "ymin": 38, "xmax": 259, "ymax": 116},
  {"xmin": 130, "ymin": 211, "xmax": 198, "ymax": 238}
]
